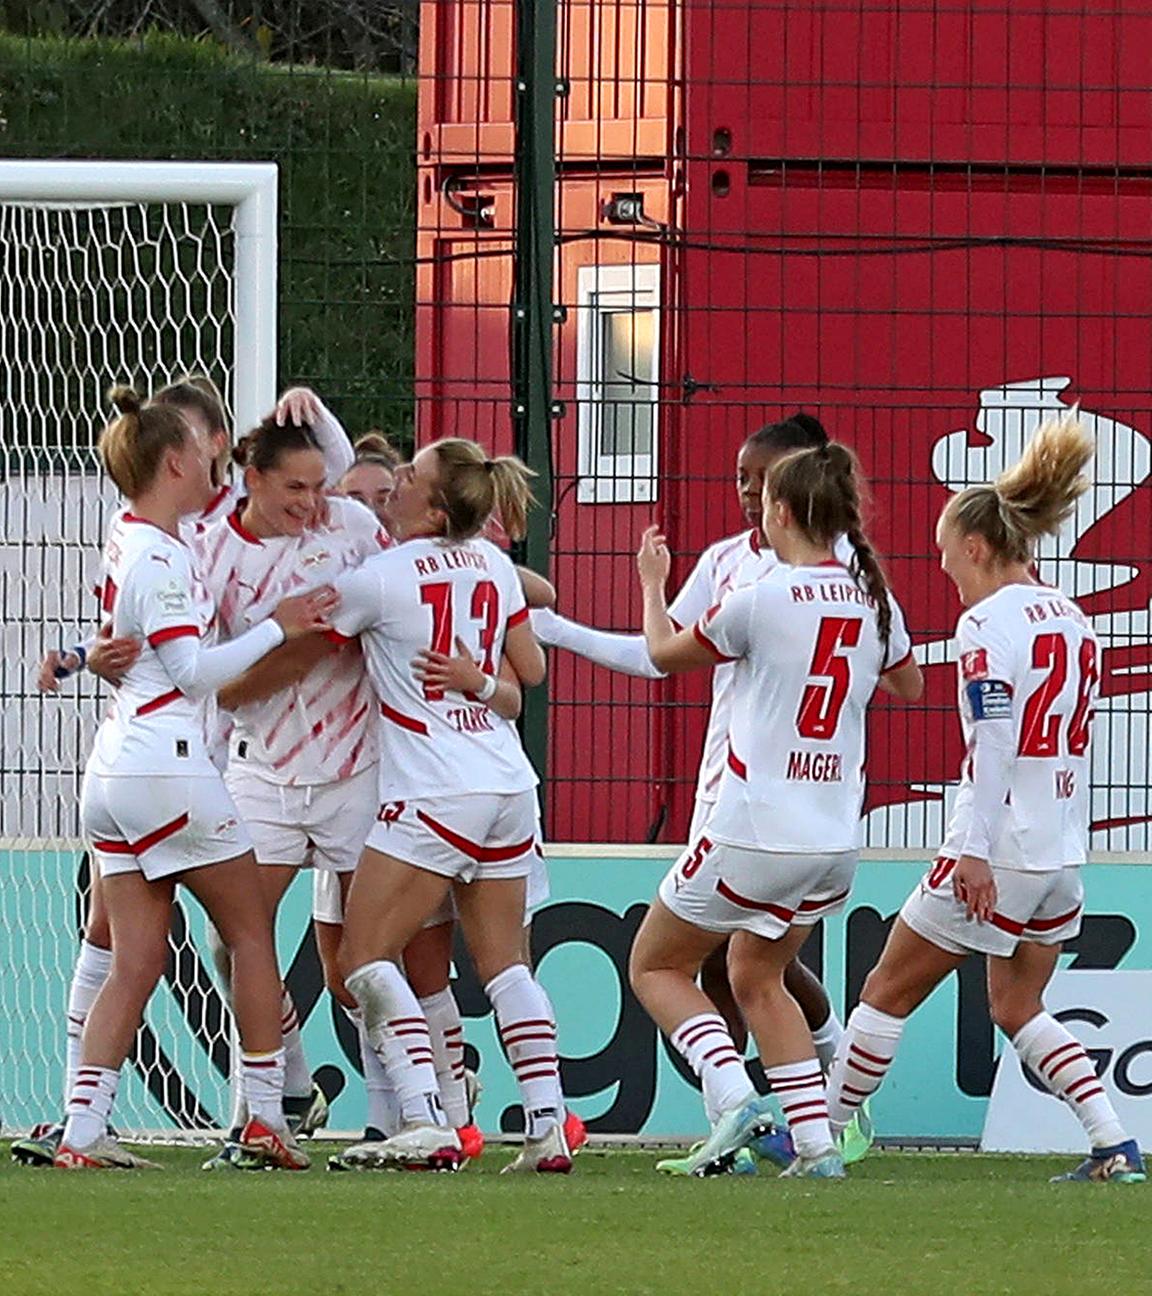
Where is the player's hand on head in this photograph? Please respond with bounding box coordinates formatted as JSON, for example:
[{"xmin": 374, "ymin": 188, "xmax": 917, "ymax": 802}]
[
  {"xmin": 273, "ymin": 585, "xmax": 340, "ymax": 639},
  {"xmin": 412, "ymin": 636, "xmax": 485, "ymax": 695},
  {"xmin": 636, "ymin": 524, "xmax": 671, "ymax": 587},
  {"xmin": 953, "ymin": 854, "xmax": 997, "ymax": 923},
  {"xmin": 87, "ymin": 635, "xmax": 142, "ymax": 687},
  {"xmin": 275, "ymin": 386, "xmax": 322, "ymax": 427}
]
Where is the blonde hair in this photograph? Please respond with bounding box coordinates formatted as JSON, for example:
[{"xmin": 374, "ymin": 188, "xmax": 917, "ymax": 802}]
[
  {"xmin": 353, "ymin": 431, "xmax": 401, "ymax": 469},
  {"xmin": 98, "ymin": 385, "xmax": 192, "ymax": 498},
  {"xmin": 428, "ymin": 438, "xmax": 536, "ymax": 542},
  {"xmin": 768, "ymin": 442, "xmax": 893, "ymax": 643},
  {"xmin": 942, "ymin": 414, "xmax": 1094, "ymax": 563}
]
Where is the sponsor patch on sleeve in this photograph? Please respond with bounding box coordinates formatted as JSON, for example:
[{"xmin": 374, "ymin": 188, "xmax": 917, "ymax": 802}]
[
  {"xmin": 965, "ymin": 678, "xmax": 1013, "ymax": 720},
  {"xmin": 960, "ymin": 647, "xmax": 989, "ymax": 680}
]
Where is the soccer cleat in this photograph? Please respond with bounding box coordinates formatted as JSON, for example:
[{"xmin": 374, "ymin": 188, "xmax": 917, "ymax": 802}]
[
  {"xmin": 501, "ymin": 1121, "xmax": 572, "ymax": 1174},
  {"xmin": 1051, "ymin": 1139, "xmax": 1146, "ymax": 1184},
  {"xmin": 54, "ymin": 1135, "xmax": 161, "ymax": 1171},
  {"xmin": 201, "ymin": 1141, "xmax": 245, "ymax": 1171},
  {"xmin": 564, "ymin": 1110, "xmax": 588, "ymax": 1155},
  {"xmin": 11, "ymin": 1122, "xmax": 63, "ymax": 1167},
  {"xmin": 657, "ymin": 1142, "xmax": 758, "ymax": 1177},
  {"xmin": 457, "ymin": 1122, "xmax": 485, "ymax": 1164},
  {"xmin": 779, "ymin": 1149, "xmax": 846, "ymax": 1180},
  {"xmin": 839, "ymin": 1099, "xmax": 876, "ymax": 1166},
  {"xmin": 358, "ymin": 1123, "xmax": 462, "ymax": 1172},
  {"xmin": 750, "ymin": 1124, "xmax": 795, "ymax": 1169},
  {"xmin": 237, "ymin": 1118, "xmax": 310, "ymax": 1171},
  {"xmin": 284, "ymin": 1081, "xmax": 329, "ymax": 1139},
  {"xmin": 666, "ymin": 1094, "xmax": 778, "ymax": 1177}
]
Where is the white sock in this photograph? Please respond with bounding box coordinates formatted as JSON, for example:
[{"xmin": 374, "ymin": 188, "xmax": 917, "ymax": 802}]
[
  {"xmin": 486, "ymin": 964, "xmax": 563, "ymax": 1139},
  {"xmin": 670, "ymin": 1013, "xmax": 755, "ymax": 1125},
  {"xmin": 419, "ymin": 989, "xmax": 471, "ymax": 1128},
  {"xmin": 345, "ymin": 960, "xmax": 447, "ymax": 1128},
  {"xmin": 811, "ymin": 1010, "xmax": 844, "ymax": 1076},
  {"xmin": 280, "ymin": 987, "xmax": 312, "ymax": 1099},
  {"xmin": 763, "ymin": 1059, "xmax": 834, "ymax": 1159},
  {"xmin": 62, "ymin": 1064, "xmax": 119, "ymax": 1149},
  {"xmin": 826, "ymin": 1003, "xmax": 905, "ymax": 1134},
  {"xmin": 64, "ymin": 940, "xmax": 113, "ymax": 1106},
  {"xmin": 341, "ymin": 1003, "xmax": 401, "ymax": 1137},
  {"xmin": 1013, "ymin": 1012, "xmax": 1126, "ymax": 1149},
  {"xmin": 241, "ymin": 1048, "xmax": 287, "ymax": 1131}
]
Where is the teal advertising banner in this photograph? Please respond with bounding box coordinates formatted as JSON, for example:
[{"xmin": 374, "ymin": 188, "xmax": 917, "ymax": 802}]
[{"xmin": 2, "ymin": 848, "xmax": 1147, "ymax": 1139}]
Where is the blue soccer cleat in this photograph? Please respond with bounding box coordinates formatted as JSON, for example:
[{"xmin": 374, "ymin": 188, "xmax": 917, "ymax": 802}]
[
  {"xmin": 1051, "ymin": 1139, "xmax": 1146, "ymax": 1184},
  {"xmin": 779, "ymin": 1149, "xmax": 846, "ymax": 1180},
  {"xmin": 664, "ymin": 1095, "xmax": 778, "ymax": 1177},
  {"xmin": 750, "ymin": 1124, "xmax": 795, "ymax": 1168}
]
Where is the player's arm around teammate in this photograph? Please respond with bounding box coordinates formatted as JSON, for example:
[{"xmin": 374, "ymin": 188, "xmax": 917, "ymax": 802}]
[
  {"xmin": 630, "ymin": 444, "xmax": 921, "ymax": 1179},
  {"xmin": 824, "ymin": 415, "xmax": 1145, "ymax": 1184},
  {"xmin": 56, "ymin": 389, "xmax": 335, "ymax": 1172}
]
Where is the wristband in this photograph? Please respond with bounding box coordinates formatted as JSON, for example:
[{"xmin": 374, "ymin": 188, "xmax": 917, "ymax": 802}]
[
  {"xmin": 53, "ymin": 644, "xmax": 87, "ymax": 679},
  {"xmin": 476, "ymin": 673, "xmax": 498, "ymax": 702}
]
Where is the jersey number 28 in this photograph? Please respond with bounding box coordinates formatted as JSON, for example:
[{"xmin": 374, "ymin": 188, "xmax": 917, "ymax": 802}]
[{"xmin": 1018, "ymin": 632, "xmax": 1097, "ymax": 758}]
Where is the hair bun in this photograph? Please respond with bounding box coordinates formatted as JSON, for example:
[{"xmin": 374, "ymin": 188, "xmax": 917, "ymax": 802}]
[{"xmin": 107, "ymin": 385, "xmax": 143, "ymax": 417}]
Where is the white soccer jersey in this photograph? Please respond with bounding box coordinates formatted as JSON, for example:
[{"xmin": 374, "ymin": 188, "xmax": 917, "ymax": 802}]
[
  {"xmin": 197, "ymin": 496, "xmax": 385, "ymax": 785},
  {"xmin": 696, "ymin": 559, "xmax": 912, "ymax": 853},
  {"xmin": 87, "ymin": 514, "xmax": 219, "ymax": 777},
  {"xmin": 670, "ymin": 530, "xmax": 857, "ymax": 805},
  {"xmin": 939, "ymin": 583, "xmax": 1098, "ymax": 871},
  {"xmin": 330, "ymin": 536, "xmax": 538, "ymax": 799}
]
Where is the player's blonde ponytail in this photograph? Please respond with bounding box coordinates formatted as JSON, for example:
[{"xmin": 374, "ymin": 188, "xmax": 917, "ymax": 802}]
[
  {"xmin": 943, "ymin": 413, "xmax": 1094, "ymax": 563},
  {"xmin": 98, "ymin": 385, "xmax": 191, "ymax": 498},
  {"xmin": 430, "ymin": 438, "xmax": 537, "ymax": 542}
]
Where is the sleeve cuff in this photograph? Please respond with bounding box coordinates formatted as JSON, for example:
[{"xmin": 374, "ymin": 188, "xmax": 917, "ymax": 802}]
[{"xmin": 692, "ymin": 621, "xmax": 737, "ymax": 663}]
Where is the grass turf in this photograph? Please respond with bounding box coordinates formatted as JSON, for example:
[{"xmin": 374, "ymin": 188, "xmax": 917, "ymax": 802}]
[{"xmin": 0, "ymin": 1142, "xmax": 1144, "ymax": 1295}]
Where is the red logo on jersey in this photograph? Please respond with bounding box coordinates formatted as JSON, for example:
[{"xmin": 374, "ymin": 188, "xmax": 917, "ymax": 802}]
[
  {"xmin": 377, "ymin": 801, "xmax": 406, "ymax": 825},
  {"xmin": 960, "ymin": 648, "xmax": 989, "ymax": 681}
]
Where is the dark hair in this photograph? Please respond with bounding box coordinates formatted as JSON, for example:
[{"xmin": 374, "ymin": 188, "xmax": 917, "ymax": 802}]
[
  {"xmin": 233, "ymin": 415, "xmax": 321, "ymax": 472},
  {"xmin": 152, "ymin": 374, "xmax": 228, "ymax": 435},
  {"xmin": 427, "ymin": 438, "xmax": 536, "ymax": 542},
  {"xmin": 943, "ymin": 414, "xmax": 1093, "ymax": 564},
  {"xmin": 768, "ymin": 442, "xmax": 893, "ymax": 643},
  {"xmin": 99, "ymin": 385, "xmax": 193, "ymax": 497},
  {"xmin": 746, "ymin": 412, "xmax": 829, "ymax": 456},
  {"xmin": 353, "ymin": 431, "xmax": 401, "ymax": 469}
]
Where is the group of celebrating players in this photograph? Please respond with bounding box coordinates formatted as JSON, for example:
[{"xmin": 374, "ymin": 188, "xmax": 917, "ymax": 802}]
[{"xmin": 13, "ymin": 372, "xmax": 1145, "ymax": 1184}]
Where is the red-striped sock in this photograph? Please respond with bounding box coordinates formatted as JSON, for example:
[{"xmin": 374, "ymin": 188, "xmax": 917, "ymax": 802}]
[
  {"xmin": 763, "ymin": 1059, "xmax": 833, "ymax": 1158},
  {"xmin": 419, "ymin": 989, "xmax": 470, "ymax": 1127},
  {"xmin": 670, "ymin": 1013, "xmax": 755, "ymax": 1124},
  {"xmin": 826, "ymin": 1003, "xmax": 905, "ymax": 1134},
  {"xmin": 487, "ymin": 964, "xmax": 562, "ymax": 1139},
  {"xmin": 1013, "ymin": 1012, "xmax": 1126, "ymax": 1148},
  {"xmin": 280, "ymin": 986, "xmax": 312, "ymax": 1100},
  {"xmin": 61, "ymin": 1064, "xmax": 118, "ymax": 1149}
]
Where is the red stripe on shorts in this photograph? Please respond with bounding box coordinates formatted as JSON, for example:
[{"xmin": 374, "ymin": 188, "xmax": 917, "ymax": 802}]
[{"xmin": 415, "ymin": 809, "xmax": 534, "ymax": 864}]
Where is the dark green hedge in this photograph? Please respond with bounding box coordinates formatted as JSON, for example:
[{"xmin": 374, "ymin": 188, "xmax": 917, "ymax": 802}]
[{"xmin": 0, "ymin": 31, "xmax": 417, "ymax": 443}]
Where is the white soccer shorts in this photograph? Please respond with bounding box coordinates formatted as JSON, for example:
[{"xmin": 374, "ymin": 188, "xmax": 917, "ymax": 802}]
[
  {"xmin": 364, "ymin": 790, "xmax": 538, "ymax": 884},
  {"xmin": 658, "ymin": 834, "xmax": 857, "ymax": 939},
  {"xmin": 224, "ymin": 762, "xmax": 377, "ymax": 873},
  {"xmin": 899, "ymin": 858, "xmax": 1084, "ymax": 958},
  {"xmin": 83, "ymin": 770, "xmax": 252, "ymax": 883}
]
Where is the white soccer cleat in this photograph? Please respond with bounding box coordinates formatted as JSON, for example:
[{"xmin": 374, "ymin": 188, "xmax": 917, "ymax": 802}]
[
  {"xmin": 365, "ymin": 1123, "xmax": 462, "ymax": 1172},
  {"xmin": 501, "ymin": 1122, "xmax": 573, "ymax": 1175},
  {"xmin": 54, "ymin": 1134, "xmax": 162, "ymax": 1171},
  {"xmin": 779, "ymin": 1148, "xmax": 846, "ymax": 1180}
]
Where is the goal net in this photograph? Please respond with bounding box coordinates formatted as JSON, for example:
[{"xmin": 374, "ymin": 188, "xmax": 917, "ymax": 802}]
[{"xmin": 0, "ymin": 162, "xmax": 277, "ymax": 1137}]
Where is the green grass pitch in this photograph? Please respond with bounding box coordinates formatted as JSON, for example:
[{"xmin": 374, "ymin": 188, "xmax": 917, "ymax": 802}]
[{"xmin": 1, "ymin": 1142, "xmax": 1144, "ymax": 1295}]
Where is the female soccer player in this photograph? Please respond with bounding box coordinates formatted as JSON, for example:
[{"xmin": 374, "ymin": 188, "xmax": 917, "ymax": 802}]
[
  {"xmin": 534, "ymin": 416, "xmax": 865, "ymax": 1154},
  {"xmin": 334, "ymin": 432, "xmax": 401, "ymax": 525},
  {"xmin": 824, "ymin": 416, "xmax": 1146, "ymax": 1184},
  {"xmin": 328, "ymin": 439, "xmax": 570, "ymax": 1173},
  {"xmin": 55, "ymin": 387, "xmax": 335, "ymax": 1171},
  {"xmin": 630, "ymin": 443, "xmax": 922, "ymax": 1178}
]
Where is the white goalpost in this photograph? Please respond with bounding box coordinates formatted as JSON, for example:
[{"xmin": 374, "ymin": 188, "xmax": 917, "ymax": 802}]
[{"xmin": 0, "ymin": 160, "xmax": 278, "ymax": 1137}]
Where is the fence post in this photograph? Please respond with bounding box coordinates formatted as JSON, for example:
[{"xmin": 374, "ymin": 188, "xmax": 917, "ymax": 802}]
[{"xmin": 512, "ymin": 0, "xmax": 559, "ymax": 786}]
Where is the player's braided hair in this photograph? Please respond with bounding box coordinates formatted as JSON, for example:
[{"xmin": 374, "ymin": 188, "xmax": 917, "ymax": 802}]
[
  {"xmin": 767, "ymin": 441, "xmax": 893, "ymax": 644},
  {"xmin": 943, "ymin": 413, "xmax": 1094, "ymax": 564},
  {"xmin": 99, "ymin": 385, "xmax": 194, "ymax": 498},
  {"xmin": 428, "ymin": 437, "xmax": 537, "ymax": 542},
  {"xmin": 232, "ymin": 415, "xmax": 320, "ymax": 471}
]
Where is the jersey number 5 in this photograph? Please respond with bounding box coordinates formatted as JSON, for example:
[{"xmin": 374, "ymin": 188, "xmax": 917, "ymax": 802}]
[
  {"xmin": 419, "ymin": 580, "xmax": 500, "ymax": 701},
  {"xmin": 796, "ymin": 616, "xmax": 862, "ymax": 740},
  {"xmin": 1018, "ymin": 632, "xmax": 1098, "ymax": 758}
]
